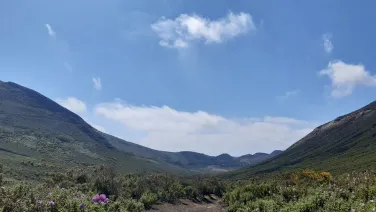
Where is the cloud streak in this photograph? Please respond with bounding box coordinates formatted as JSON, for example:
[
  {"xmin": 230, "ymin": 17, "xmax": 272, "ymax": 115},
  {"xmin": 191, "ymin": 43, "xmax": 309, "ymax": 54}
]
[
  {"xmin": 92, "ymin": 77, "xmax": 102, "ymax": 91},
  {"xmin": 45, "ymin": 24, "xmax": 56, "ymax": 38},
  {"xmin": 151, "ymin": 12, "xmax": 255, "ymax": 49},
  {"xmin": 277, "ymin": 90, "xmax": 300, "ymax": 101},
  {"xmin": 322, "ymin": 33, "xmax": 333, "ymax": 54}
]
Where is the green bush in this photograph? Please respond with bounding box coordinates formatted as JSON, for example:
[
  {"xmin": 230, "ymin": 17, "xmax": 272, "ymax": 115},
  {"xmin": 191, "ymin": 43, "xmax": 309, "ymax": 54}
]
[
  {"xmin": 122, "ymin": 199, "xmax": 144, "ymax": 212},
  {"xmin": 140, "ymin": 191, "xmax": 158, "ymax": 209}
]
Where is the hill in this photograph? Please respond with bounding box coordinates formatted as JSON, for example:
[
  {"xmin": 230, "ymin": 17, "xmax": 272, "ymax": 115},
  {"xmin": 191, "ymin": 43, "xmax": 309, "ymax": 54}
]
[
  {"xmin": 0, "ymin": 81, "xmax": 188, "ymax": 181},
  {"xmin": 226, "ymin": 100, "xmax": 376, "ymax": 179},
  {"xmin": 0, "ymin": 81, "xmax": 280, "ymax": 180}
]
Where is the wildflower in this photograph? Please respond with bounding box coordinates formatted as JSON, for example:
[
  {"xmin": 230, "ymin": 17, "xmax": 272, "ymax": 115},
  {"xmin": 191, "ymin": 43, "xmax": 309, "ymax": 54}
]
[
  {"xmin": 92, "ymin": 194, "xmax": 109, "ymax": 204},
  {"xmin": 48, "ymin": 201, "xmax": 55, "ymax": 206},
  {"xmin": 81, "ymin": 194, "xmax": 87, "ymax": 199},
  {"xmin": 79, "ymin": 203, "xmax": 85, "ymax": 209}
]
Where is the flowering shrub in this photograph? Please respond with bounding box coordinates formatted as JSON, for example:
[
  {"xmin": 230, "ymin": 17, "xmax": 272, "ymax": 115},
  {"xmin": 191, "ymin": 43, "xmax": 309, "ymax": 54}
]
[
  {"xmin": 0, "ymin": 164, "xmax": 225, "ymax": 211},
  {"xmin": 92, "ymin": 194, "xmax": 109, "ymax": 204}
]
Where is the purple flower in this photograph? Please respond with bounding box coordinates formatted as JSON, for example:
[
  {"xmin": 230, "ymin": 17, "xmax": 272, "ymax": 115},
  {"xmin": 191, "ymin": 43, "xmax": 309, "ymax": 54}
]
[
  {"xmin": 92, "ymin": 194, "xmax": 109, "ymax": 204},
  {"xmin": 79, "ymin": 203, "xmax": 85, "ymax": 209},
  {"xmin": 48, "ymin": 201, "xmax": 55, "ymax": 206},
  {"xmin": 99, "ymin": 194, "xmax": 107, "ymax": 201},
  {"xmin": 92, "ymin": 194, "xmax": 100, "ymax": 202}
]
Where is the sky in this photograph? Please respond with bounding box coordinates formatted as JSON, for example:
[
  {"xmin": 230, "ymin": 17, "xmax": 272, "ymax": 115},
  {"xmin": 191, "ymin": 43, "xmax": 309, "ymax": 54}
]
[{"xmin": 2, "ymin": 0, "xmax": 376, "ymax": 156}]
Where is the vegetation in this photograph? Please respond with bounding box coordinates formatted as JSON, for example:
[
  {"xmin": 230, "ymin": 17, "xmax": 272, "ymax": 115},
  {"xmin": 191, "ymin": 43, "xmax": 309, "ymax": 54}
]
[
  {"xmin": 5, "ymin": 165, "xmax": 376, "ymax": 212},
  {"xmin": 227, "ymin": 101, "xmax": 376, "ymax": 179},
  {"xmin": 0, "ymin": 164, "xmax": 225, "ymax": 212},
  {"xmin": 223, "ymin": 170, "xmax": 376, "ymax": 211},
  {"xmin": 0, "ymin": 81, "xmax": 278, "ymax": 180}
]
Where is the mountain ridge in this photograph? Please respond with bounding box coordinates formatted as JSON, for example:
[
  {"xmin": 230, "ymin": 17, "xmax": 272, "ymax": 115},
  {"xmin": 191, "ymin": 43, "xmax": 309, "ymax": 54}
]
[
  {"xmin": 103, "ymin": 131, "xmax": 282, "ymax": 171},
  {"xmin": 226, "ymin": 100, "xmax": 376, "ymax": 179},
  {"xmin": 0, "ymin": 81, "xmax": 281, "ymax": 179}
]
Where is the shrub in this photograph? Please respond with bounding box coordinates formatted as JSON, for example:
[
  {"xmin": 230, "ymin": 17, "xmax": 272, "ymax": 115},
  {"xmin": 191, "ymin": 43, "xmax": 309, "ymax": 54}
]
[
  {"xmin": 140, "ymin": 191, "xmax": 158, "ymax": 209},
  {"xmin": 122, "ymin": 199, "xmax": 144, "ymax": 212}
]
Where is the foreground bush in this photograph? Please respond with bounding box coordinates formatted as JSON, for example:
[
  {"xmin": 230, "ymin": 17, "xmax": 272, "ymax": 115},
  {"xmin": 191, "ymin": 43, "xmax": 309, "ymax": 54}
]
[
  {"xmin": 0, "ymin": 164, "xmax": 225, "ymax": 211},
  {"xmin": 223, "ymin": 170, "xmax": 376, "ymax": 212}
]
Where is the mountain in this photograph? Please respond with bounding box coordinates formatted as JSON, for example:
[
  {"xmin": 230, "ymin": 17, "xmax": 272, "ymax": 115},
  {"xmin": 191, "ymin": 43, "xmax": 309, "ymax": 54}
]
[
  {"xmin": 104, "ymin": 133, "xmax": 282, "ymax": 171},
  {"xmin": 0, "ymin": 81, "xmax": 281, "ymax": 180},
  {"xmin": 226, "ymin": 100, "xmax": 376, "ymax": 179},
  {"xmin": 0, "ymin": 81, "xmax": 188, "ymax": 181}
]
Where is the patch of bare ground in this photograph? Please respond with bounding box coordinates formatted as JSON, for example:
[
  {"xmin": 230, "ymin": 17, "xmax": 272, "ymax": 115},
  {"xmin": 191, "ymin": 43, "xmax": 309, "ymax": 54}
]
[{"xmin": 148, "ymin": 195, "xmax": 226, "ymax": 212}]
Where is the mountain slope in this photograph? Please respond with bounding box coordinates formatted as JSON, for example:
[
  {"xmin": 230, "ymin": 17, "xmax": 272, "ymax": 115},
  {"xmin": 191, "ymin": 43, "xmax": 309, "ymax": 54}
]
[
  {"xmin": 0, "ymin": 81, "xmax": 281, "ymax": 180},
  {"xmin": 226, "ymin": 100, "xmax": 376, "ymax": 179},
  {"xmin": 0, "ymin": 81, "xmax": 188, "ymax": 180},
  {"xmin": 104, "ymin": 133, "xmax": 282, "ymax": 171}
]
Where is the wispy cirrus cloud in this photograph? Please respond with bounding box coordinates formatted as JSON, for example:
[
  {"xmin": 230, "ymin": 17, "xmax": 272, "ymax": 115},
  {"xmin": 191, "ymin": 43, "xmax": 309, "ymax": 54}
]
[
  {"xmin": 44, "ymin": 24, "xmax": 74, "ymax": 72},
  {"xmin": 45, "ymin": 24, "xmax": 56, "ymax": 38},
  {"xmin": 92, "ymin": 77, "xmax": 102, "ymax": 91},
  {"xmin": 277, "ymin": 90, "xmax": 300, "ymax": 101},
  {"xmin": 322, "ymin": 33, "xmax": 333, "ymax": 54},
  {"xmin": 151, "ymin": 12, "xmax": 255, "ymax": 49}
]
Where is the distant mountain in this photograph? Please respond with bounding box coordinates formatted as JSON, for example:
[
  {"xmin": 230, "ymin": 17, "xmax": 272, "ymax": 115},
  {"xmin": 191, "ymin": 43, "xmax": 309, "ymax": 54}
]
[
  {"xmin": 227, "ymin": 100, "xmax": 376, "ymax": 179},
  {"xmin": 104, "ymin": 133, "xmax": 282, "ymax": 171},
  {"xmin": 0, "ymin": 81, "xmax": 281, "ymax": 180}
]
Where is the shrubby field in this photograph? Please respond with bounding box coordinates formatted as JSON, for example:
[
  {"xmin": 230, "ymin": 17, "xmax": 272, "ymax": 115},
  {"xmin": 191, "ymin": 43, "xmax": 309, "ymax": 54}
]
[
  {"xmin": 3, "ymin": 164, "xmax": 376, "ymax": 212},
  {"xmin": 0, "ymin": 164, "xmax": 225, "ymax": 212}
]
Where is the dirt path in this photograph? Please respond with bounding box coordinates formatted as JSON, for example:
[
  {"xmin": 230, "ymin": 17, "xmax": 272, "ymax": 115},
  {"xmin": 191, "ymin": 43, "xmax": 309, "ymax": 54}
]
[{"xmin": 148, "ymin": 196, "xmax": 226, "ymax": 212}]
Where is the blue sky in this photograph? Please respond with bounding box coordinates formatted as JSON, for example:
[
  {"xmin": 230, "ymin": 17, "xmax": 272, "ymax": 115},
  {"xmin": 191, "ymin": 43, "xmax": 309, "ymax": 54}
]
[{"xmin": 2, "ymin": 0, "xmax": 376, "ymax": 156}]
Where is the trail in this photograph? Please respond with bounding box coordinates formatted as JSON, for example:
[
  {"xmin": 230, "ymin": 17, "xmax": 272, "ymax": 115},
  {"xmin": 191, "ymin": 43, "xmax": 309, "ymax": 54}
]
[{"xmin": 148, "ymin": 196, "xmax": 226, "ymax": 212}]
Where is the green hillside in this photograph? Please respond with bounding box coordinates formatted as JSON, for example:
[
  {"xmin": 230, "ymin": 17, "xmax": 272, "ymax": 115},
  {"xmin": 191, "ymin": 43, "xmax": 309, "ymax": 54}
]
[
  {"xmin": 226, "ymin": 100, "xmax": 376, "ymax": 179},
  {"xmin": 0, "ymin": 81, "xmax": 188, "ymax": 181},
  {"xmin": 0, "ymin": 81, "xmax": 280, "ymax": 181}
]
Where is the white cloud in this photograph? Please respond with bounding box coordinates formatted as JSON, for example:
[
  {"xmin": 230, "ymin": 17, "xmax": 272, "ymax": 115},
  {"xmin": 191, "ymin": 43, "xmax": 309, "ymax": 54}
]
[
  {"xmin": 277, "ymin": 90, "xmax": 300, "ymax": 100},
  {"xmin": 92, "ymin": 77, "xmax": 102, "ymax": 91},
  {"xmin": 151, "ymin": 12, "xmax": 255, "ymax": 49},
  {"xmin": 45, "ymin": 24, "xmax": 56, "ymax": 38},
  {"xmin": 91, "ymin": 124, "xmax": 106, "ymax": 133},
  {"xmin": 94, "ymin": 102, "xmax": 314, "ymax": 156},
  {"xmin": 319, "ymin": 60, "xmax": 376, "ymax": 98},
  {"xmin": 56, "ymin": 97, "xmax": 87, "ymax": 114},
  {"xmin": 322, "ymin": 33, "xmax": 333, "ymax": 54}
]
